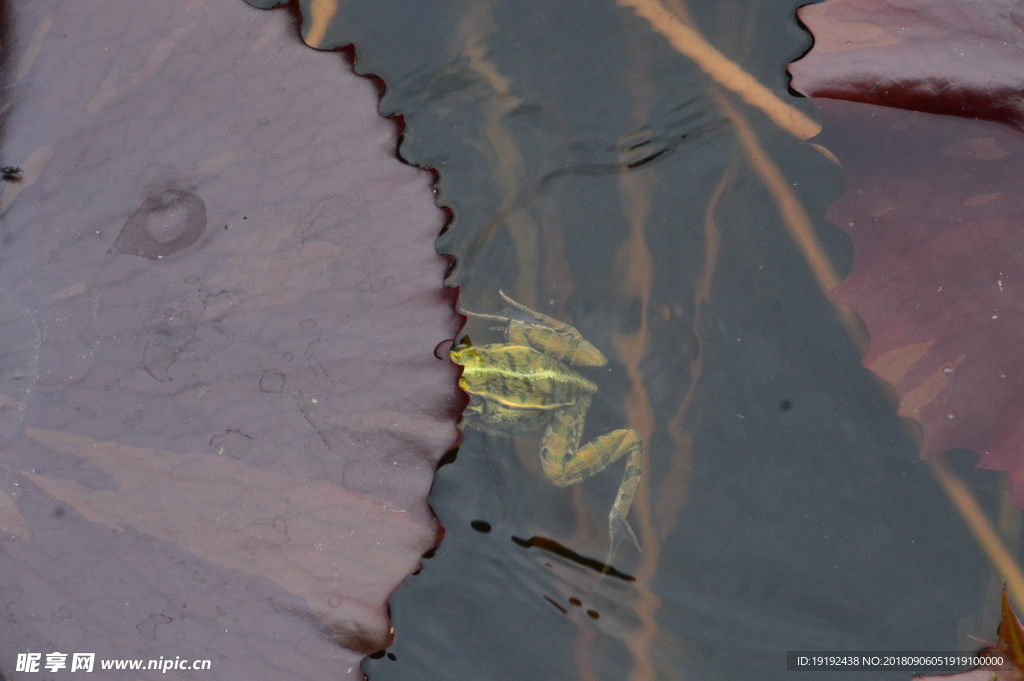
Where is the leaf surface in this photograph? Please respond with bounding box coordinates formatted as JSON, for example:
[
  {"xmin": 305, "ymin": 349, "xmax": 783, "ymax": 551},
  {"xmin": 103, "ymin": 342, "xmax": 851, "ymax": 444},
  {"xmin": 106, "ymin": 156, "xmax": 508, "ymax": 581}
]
[
  {"xmin": 814, "ymin": 98, "xmax": 1024, "ymax": 501},
  {"xmin": 789, "ymin": 0, "xmax": 1024, "ymax": 132},
  {"xmin": 791, "ymin": 0, "xmax": 1024, "ymax": 503},
  {"xmin": 0, "ymin": 0, "xmax": 459, "ymax": 677}
]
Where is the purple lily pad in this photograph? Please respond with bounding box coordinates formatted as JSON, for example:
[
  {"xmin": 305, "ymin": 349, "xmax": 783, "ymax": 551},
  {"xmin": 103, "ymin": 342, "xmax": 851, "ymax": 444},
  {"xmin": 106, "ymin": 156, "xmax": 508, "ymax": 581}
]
[
  {"xmin": 816, "ymin": 98, "xmax": 1024, "ymax": 504},
  {"xmin": 790, "ymin": 2, "xmax": 1024, "ymax": 505},
  {"xmin": 788, "ymin": 0, "xmax": 1024, "ymax": 131},
  {"xmin": 0, "ymin": 0, "xmax": 459, "ymax": 677}
]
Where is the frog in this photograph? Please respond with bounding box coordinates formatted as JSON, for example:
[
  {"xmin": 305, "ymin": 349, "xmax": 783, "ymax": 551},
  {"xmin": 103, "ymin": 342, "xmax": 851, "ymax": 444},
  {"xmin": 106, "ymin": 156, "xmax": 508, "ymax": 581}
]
[{"xmin": 450, "ymin": 291, "xmax": 643, "ymax": 565}]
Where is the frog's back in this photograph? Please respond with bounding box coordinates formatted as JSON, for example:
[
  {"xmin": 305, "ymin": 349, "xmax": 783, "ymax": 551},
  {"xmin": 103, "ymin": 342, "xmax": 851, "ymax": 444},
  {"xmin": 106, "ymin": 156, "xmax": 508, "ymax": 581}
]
[{"xmin": 463, "ymin": 344, "xmax": 596, "ymax": 409}]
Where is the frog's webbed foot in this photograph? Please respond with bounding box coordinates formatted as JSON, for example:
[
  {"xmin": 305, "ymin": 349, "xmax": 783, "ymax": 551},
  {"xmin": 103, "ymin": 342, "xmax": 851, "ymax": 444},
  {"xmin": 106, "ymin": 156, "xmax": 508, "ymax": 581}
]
[
  {"xmin": 610, "ymin": 510, "xmax": 641, "ymax": 552},
  {"xmin": 603, "ymin": 511, "xmax": 641, "ymax": 574},
  {"xmin": 603, "ymin": 440, "xmax": 643, "ymax": 569}
]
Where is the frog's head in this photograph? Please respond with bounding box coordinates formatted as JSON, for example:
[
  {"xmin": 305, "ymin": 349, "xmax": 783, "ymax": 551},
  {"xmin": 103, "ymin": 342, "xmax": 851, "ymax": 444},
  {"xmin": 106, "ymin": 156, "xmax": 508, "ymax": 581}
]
[
  {"xmin": 448, "ymin": 333, "xmax": 479, "ymax": 366},
  {"xmin": 449, "ymin": 340, "xmax": 487, "ymax": 422},
  {"xmin": 450, "ymin": 343, "xmax": 484, "ymax": 391},
  {"xmin": 449, "ymin": 336, "xmax": 480, "ymax": 369}
]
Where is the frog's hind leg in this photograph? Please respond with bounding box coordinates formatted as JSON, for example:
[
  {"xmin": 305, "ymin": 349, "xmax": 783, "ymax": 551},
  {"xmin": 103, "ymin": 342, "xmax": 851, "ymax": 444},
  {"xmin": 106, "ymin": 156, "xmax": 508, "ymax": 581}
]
[
  {"xmin": 539, "ymin": 400, "xmax": 643, "ymax": 562},
  {"xmin": 550, "ymin": 427, "xmax": 643, "ymax": 565}
]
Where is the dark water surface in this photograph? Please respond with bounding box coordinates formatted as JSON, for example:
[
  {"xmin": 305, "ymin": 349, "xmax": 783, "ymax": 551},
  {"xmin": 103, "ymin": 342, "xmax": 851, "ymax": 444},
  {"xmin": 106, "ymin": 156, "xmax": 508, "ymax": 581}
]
[{"xmin": 253, "ymin": 1, "xmax": 1014, "ymax": 679}]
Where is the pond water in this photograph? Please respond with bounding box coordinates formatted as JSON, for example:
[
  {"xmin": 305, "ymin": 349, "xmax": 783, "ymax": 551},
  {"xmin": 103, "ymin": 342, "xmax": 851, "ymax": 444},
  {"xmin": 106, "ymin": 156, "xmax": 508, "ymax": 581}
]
[{"xmin": 268, "ymin": 0, "xmax": 1009, "ymax": 679}]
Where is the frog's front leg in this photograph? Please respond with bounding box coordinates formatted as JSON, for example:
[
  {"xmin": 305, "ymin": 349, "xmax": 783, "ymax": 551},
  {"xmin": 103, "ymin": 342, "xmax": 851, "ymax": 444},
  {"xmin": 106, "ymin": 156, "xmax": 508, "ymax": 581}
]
[{"xmin": 538, "ymin": 398, "xmax": 644, "ymax": 560}]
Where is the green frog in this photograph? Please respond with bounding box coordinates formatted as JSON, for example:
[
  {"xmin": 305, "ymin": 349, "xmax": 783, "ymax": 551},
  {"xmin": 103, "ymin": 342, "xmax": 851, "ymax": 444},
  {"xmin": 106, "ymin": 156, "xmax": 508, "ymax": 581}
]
[{"xmin": 450, "ymin": 291, "xmax": 643, "ymax": 564}]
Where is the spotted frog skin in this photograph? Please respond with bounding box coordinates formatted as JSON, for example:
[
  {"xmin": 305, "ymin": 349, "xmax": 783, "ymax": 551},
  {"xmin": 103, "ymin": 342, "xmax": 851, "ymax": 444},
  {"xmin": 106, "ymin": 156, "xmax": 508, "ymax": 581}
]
[{"xmin": 450, "ymin": 291, "xmax": 643, "ymax": 563}]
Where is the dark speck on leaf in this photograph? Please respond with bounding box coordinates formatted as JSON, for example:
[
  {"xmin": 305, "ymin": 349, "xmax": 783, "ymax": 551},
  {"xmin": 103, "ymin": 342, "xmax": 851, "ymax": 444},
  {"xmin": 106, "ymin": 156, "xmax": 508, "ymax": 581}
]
[
  {"xmin": 53, "ymin": 507, "xmax": 65, "ymax": 517},
  {"xmin": 142, "ymin": 342, "xmax": 181, "ymax": 382},
  {"xmin": 259, "ymin": 369, "xmax": 286, "ymax": 393},
  {"xmin": 135, "ymin": 614, "xmax": 172, "ymax": 641},
  {"xmin": 368, "ymin": 650, "xmax": 386, "ymax": 660},
  {"xmin": 470, "ymin": 520, "xmax": 491, "ymax": 533},
  {"xmin": 1, "ymin": 166, "xmax": 23, "ymax": 180},
  {"xmin": 110, "ymin": 190, "xmax": 206, "ymax": 260},
  {"xmin": 780, "ymin": 399, "xmax": 793, "ymax": 411},
  {"xmin": 210, "ymin": 430, "xmax": 253, "ymax": 460}
]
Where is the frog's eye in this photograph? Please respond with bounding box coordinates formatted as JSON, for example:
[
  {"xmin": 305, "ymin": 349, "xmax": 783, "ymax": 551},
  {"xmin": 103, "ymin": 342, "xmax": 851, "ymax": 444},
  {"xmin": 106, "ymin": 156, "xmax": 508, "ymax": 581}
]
[{"xmin": 465, "ymin": 395, "xmax": 485, "ymax": 416}]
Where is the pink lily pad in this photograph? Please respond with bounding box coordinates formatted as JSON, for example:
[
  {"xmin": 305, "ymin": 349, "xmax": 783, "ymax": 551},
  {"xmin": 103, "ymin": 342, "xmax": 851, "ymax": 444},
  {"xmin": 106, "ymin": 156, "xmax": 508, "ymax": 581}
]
[
  {"xmin": 789, "ymin": 0, "xmax": 1024, "ymax": 132},
  {"xmin": 816, "ymin": 97, "xmax": 1024, "ymax": 502},
  {"xmin": 0, "ymin": 0, "xmax": 459, "ymax": 677},
  {"xmin": 789, "ymin": 0, "xmax": 1024, "ymax": 505}
]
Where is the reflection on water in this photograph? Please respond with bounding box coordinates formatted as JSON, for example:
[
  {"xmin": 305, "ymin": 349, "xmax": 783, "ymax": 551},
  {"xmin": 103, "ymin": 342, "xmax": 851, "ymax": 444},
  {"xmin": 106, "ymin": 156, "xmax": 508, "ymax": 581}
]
[{"xmin": 262, "ymin": 0, "xmax": 1024, "ymax": 678}]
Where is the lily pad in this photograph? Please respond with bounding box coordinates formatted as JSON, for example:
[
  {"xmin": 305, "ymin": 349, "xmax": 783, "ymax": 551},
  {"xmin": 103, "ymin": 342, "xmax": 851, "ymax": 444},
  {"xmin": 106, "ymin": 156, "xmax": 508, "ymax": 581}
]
[
  {"xmin": 815, "ymin": 98, "xmax": 1024, "ymax": 502},
  {"xmin": 789, "ymin": 0, "xmax": 1024, "ymax": 504},
  {"xmin": 0, "ymin": 0, "xmax": 458, "ymax": 677},
  {"xmin": 789, "ymin": 0, "xmax": 1024, "ymax": 131}
]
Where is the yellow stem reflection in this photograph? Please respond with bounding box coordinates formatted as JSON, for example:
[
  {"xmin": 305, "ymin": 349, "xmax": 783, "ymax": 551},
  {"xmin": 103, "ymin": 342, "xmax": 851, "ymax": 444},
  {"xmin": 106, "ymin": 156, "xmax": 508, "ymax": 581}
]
[
  {"xmin": 609, "ymin": 33, "xmax": 666, "ymax": 680},
  {"xmin": 573, "ymin": 622, "xmax": 600, "ymax": 681},
  {"xmin": 462, "ymin": 4, "xmax": 541, "ymax": 306},
  {"xmin": 712, "ymin": 92, "xmax": 866, "ymax": 345},
  {"xmin": 657, "ymin": 166, "xmax": 728, "ymax": 541},
  {"xmin": 302, "ymin": 0, "xmax": 339, "ymax": 49},
  {"xmin": 614, "ymin": 167, "xmax": 661, "ymax": 681},
  {"xmin": 929, "ymin": 457, "xmax": 1024, "ymax": 614},
  {"xmin": 713, "ymin": 95, "xmax": 839, "ymax": 291},
  {"xmin": 618, "ymin": 0, "xmax": 821, "ymax": 140}
]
